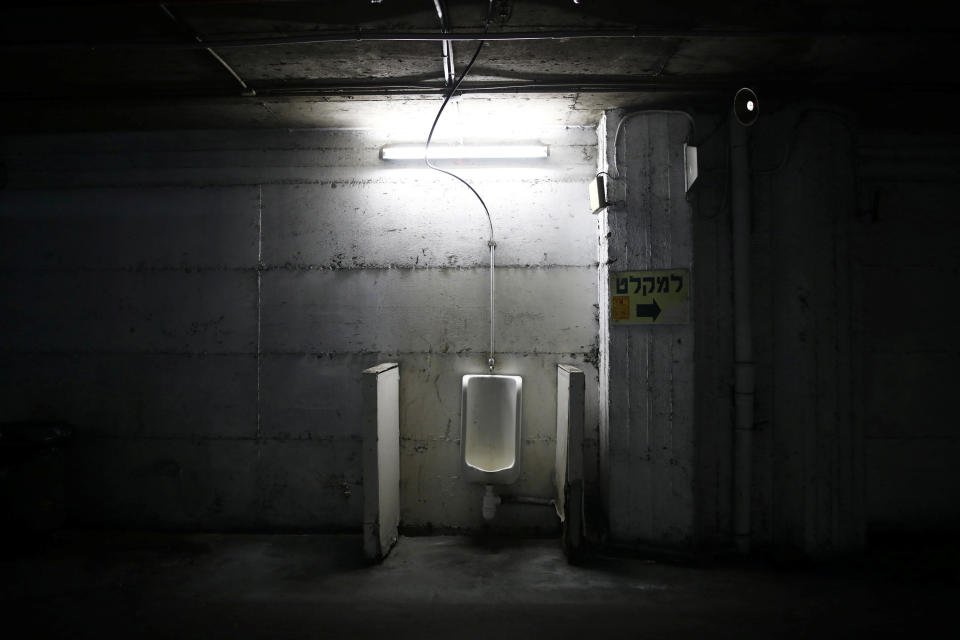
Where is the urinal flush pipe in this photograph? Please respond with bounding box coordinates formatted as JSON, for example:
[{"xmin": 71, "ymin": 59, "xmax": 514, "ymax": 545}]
[
  {"xmin": 420, "ymin": 39, "xmax": 496, "ymax": 374},
  {"xmin": 488, "ymin": 240, "xmax": 496, "ymax": 372},
  {"xmin": 482, "ymin": 484, "xmax": 501, "ymax": 521},
  {"xmin": 481, "ymin": 486, "xmax": 554, "ymax": 521}
]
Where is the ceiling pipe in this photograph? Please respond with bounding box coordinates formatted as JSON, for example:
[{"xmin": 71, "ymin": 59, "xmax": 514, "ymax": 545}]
[
  {"xmin": 432, "ymin": 0, "xmax": 455, "ymax": 86},
  {"xmin": 5, "ymin": 76, "xmax": 948, "ymax": 103},
  {"xmin": 249, "ymin": 72, "xmax": 762, "ymax": 93},
  {"xmin": 6, "ymin": 27, "xmax": 955, "ymax": 51},
  {"xmin": 158, "ymin": 3, "xmax": 254, "ymax": 96},
  {"xmin": 253, "ymin": 74, "xmax": 960, "ymax": 94},
  {"xmin": 0, "ymin": 82, "xmax": 723, "ymax": 103},
  {"xmin": 253, "ymin": 83, "xmax": 721, "ymax": 97}
]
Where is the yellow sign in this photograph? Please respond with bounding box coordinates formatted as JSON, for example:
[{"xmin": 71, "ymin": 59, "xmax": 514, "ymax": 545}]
[{"xmin": 610, "ymin": 269, "xmax": 690, "ymax": 324}]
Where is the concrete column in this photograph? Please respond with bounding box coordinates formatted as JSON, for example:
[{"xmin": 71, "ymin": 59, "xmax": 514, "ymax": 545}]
[{"xmin": 600, "ymin": 112, "xmax": 696, "ymax": 548}]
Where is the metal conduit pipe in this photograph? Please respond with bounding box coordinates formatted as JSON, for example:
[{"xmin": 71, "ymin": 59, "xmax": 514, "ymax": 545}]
[
  {"xmin": 498, "ymin": 495, "xmax": 555, "ymax": 506},
  {"xmin": 223, "ymin": 76, "xmax": 953, "ymax": 98},
  {"xmin": 480, "ymin": 489, "xmax": 555, "ymax": 522},
  {"xmin": 730, "ymin": 113, "xmax": 755, "ymax": 555},
  {"xmin": 255, "ymin": 80, "xmax": 731, "ymax": 96},
  {"xmin": 6, "ymin": 27, "xmax": 951, "ymax": 51}
]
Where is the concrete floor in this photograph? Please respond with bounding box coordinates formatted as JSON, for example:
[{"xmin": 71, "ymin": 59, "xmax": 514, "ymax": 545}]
[{"xmin": 2, "ymin": 531, "xmax": 958, "ymax": 639}]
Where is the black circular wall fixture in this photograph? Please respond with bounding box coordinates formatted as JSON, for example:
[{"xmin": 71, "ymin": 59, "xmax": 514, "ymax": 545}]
[{"xmin": 733, "ymin": 87, "xmax": 760, "ymax": 126}]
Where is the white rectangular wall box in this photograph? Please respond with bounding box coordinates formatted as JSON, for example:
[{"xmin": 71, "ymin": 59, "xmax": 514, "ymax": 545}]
[
  {"xmin": 684, "ymin": 143, "xmax": 699, "ymax": 192},
  {"xmin": 589, "ymin": 174, "xmax": 607, "ymax": 211}
]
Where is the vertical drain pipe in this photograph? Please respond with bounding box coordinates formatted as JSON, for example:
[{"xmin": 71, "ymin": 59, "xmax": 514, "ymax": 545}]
[{"xmin": 730, "ymin": 115, "xmax": 755, "ymax": 554}]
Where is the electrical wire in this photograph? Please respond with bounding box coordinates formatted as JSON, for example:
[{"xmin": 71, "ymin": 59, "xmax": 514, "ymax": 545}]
[
  {"xmin": 424, "ymin": 40, "xmax": 494, "ymax": 242},
  {"xmin": 422, "ymin": 39, "xmax": 498, "ymax": 370},
  {"xmin": 608, "ymin": 109, "xmax": 697, "ymax": 179}
]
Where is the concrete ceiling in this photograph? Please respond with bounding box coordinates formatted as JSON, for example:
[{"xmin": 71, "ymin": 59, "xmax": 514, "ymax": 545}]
[{"xmin": 2, "ymin": 0, "xmax": 958, "ymax": 132}]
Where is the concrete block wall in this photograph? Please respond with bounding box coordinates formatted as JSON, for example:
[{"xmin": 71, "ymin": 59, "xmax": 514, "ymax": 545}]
[
  {"xmin": 854, "ymin": 130, "xmax": 960, "ymax": 534},
  {"xmin": 0, "ymin": 126, "xmax": 600, "ymax": 532}
]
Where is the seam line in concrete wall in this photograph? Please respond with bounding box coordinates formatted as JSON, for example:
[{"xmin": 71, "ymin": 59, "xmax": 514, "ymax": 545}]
[
  {"xmin": 2, "ymin": 143, "xmax": 596, "ymax": 158},
  {"xmin": 0, "ymin": 350, "xmax": 598, "ymax": 357},
  {"xmin": 73, "ymin": 435, "xmax": 364, "ymax": 443},
  {"xmin": 0, "ymin": 264, "xmax": 602, "ymax": 273},
  {"xmin": 3, "ymin": 151, "xmax": 599, "ymax": 165},
  {"xmin": 0, "ymin": 126, "xmax": 596, "ymax": 141},
  {"xmin": 399, "ymin": 435, "xmax": 602, "ymax": 442},
  {"xmin": 259, "ymin": 264, "xmax": 602, "ymax": 271},
  {"xmin": 0, "ymin": 176, "xmax": 598, "ymax": 190}
]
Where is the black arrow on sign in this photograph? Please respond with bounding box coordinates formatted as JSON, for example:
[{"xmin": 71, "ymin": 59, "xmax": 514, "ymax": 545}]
[{"xmin": 636, "ymin": 299, "xmax": 662, "ymax": 321}]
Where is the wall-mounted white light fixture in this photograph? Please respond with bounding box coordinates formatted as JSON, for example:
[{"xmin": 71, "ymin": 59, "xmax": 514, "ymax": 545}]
[{"xmin": 381, "ymin": 144, "xmax": 549, "ymax": 161}]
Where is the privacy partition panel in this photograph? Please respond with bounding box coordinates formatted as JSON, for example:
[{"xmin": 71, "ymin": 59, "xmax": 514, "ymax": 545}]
[{"xmin": 362, "ymin": 363, "xmax": 400, "ymax": 562}]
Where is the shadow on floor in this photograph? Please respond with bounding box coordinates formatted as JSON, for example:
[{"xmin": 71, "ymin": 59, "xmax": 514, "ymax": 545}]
[{"xmin": 1, "ymin": 530, "xmax": 957, "ymax": 639}]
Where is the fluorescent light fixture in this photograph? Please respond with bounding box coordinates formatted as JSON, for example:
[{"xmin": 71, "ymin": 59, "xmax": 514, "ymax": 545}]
[{"xmin": 381, "ymin": 144, "xmax": 549, "ymax": 161}]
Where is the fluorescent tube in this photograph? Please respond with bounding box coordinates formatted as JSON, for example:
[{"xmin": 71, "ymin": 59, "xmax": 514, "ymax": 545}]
[{"xmin": 381, "ymin": 144, "xmax": 549, "ymax": 160}]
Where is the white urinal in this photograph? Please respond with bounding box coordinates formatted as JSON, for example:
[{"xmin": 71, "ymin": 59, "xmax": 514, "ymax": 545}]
[{"xmin": 460, "ymin": 374, "xmax": 522, "ymax": 485}]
